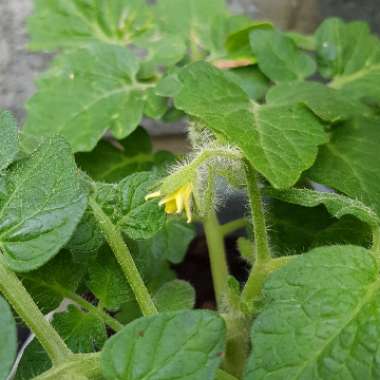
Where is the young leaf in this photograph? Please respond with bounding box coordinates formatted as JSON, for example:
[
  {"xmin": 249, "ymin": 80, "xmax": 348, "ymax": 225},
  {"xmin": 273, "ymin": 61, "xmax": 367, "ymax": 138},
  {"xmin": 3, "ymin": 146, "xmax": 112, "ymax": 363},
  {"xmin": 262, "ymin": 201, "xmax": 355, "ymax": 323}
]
[
  {"xmin": 250, "ymin": 29, "xmax": 316, "ymax": 82},
  {"xmin": 136, "ymin": 218, "xmax": 196, "ymax": 264},
  {"xmin": 153, "ymin": 280, "xmax": 196, "ymax": 312},
  {"xmin": 101, "ymin": 310, "xmax": 225, "ymax": 380},
  {"xmin": 16, "ymin": 305, "xmax": 107, "ymax": 379},
  {"xmin": 21, "ymin": 251, "xmax": 86, "ymax": 313},
  {"xmin": 316, "ymin": 18, "xmax": 380, "ymax": 102},
  {"xmin": 316, "ymin": 18, "xmax": 380, "ymax": 77},
  {"xmin": 0, "ymin": 296, "xmax": 16, "ymax": 380},
  {"xmin": 268, "ymin": 188, "xmax": 380, "ymax": 229},
  {"xmin": 225, "ymin": 21, "xmax": 272, "ymax": 61},
  {"xmin": 96, "ymin": 172, "xmax": 166, "ymax": 240},
  {"xmin": 245, "ymin": 245, "xmax": 380, "ymax": 380},
  {"xmin": 174, "ymin": 62, "xmax": 327, "ymax": 189},
  {"xmin": 0, "ymin": 111, "xmax": 18, "ymax": 171},
  {"xmin": 266, "ymin": 81, "xmax": 367, "ymax": 123},
  {"xmin": 308, "ymin": 117, "xmax": 380, "ymax": 216},
  {"xmin": 87, "ymin": 245, "xmax": 133, "ymax": 311},
  {"xmin": 0, "ymin": 135, "xmax": 87, "ymax": 272},
  {"xmin": 23, "ymin": 43, "xmax": 160, "ymax": 152},
  {"xmin": 27, "ymin": 0, "xmax": 153, "ymax": 51}
]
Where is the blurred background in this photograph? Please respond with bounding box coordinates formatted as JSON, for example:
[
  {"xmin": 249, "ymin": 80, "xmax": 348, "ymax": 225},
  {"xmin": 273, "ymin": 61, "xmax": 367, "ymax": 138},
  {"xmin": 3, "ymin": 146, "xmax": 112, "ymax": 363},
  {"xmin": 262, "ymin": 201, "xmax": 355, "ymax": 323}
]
[{"xmin": 1, "ymin": 0, "xmax": 379, "ymax": 123}]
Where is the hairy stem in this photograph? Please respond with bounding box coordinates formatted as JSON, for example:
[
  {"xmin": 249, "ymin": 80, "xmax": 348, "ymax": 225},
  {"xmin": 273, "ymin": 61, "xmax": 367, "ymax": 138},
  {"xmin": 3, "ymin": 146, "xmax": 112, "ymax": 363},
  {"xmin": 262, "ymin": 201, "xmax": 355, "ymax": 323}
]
[
  {"xmin": 241, "ymin": 162, "xmax": 271, "ymax": 303},
  {"xmin": 220, "ymin": 218, "xmax": 248, "ymax": 236},
  {"xmin": 33, "ymin": 353, "xmax": 102, "ymax": 380},
  {"xmin": 58, "ymin": 287, "xmax": 123, "ymax": 332},
  {"xmin": 372, "ymin": 226, "xmax": 380, "ymax": 261},
  {"xmin": 216, "ymin": 369, "xmax": 240, "ymax": 380},
  {"xmin": 89, "ymin": 197, "xmax": 158, "ymax": 316},
  {"xmin": 0, "ymin": 256, "xmax": 71, "ymax": 365},
  {"xmin": 203, "ymin": 210, "xmax": 229, "ymax": 308}
]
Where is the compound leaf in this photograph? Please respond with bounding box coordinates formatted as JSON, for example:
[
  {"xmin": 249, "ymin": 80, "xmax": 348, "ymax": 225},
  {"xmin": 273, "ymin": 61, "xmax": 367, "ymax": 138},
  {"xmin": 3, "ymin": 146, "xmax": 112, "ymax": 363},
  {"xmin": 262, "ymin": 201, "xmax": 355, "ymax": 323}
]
[
  {"xmin": 101, "ymin": 310, "xmax": 225, "ymax": 380},
  {"xmin": 174, "ymin": 62, "xmax": 327, "ymax": 189},
  {"xmin": 245, "ymin": 245, "xmax": 380, "ymax": 380},
  {"xmin": 0, "ymin": 135, "xmax": 87, "ymax": 272},
  {"xmin": 23, "ymin": 43, "xmax": 161, "ymax": 153}
]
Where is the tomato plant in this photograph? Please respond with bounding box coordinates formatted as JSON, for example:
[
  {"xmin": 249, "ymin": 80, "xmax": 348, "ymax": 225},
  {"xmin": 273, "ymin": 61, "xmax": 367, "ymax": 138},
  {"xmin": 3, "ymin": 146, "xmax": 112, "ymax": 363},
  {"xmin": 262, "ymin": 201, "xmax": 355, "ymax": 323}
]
[{"xmin": 1, "ymin": 1, "xmax": 380, "ymax": 379}]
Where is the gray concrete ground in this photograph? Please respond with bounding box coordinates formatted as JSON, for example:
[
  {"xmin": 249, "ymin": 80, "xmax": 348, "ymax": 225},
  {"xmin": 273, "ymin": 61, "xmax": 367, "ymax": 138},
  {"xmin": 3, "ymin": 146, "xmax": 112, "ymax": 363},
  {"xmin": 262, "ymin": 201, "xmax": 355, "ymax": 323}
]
[{"xmin": 0, "ymin": 0, "xmax": 379, "ymax": 123}]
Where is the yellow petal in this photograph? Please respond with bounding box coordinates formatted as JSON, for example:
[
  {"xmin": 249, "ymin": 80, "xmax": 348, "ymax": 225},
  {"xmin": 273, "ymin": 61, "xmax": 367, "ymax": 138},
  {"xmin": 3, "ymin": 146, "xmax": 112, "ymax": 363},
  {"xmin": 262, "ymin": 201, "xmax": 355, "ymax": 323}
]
[
  {"xmin": 145, "ymin": 191, "xmax": 161, "ymax": 201},
  {"xmin": 164, "ymin": 199, "xmax": 177, "ymax": 214},
  {"xmin": 175, "ymin": 191, "xmax": 184, "ymax": 213}
]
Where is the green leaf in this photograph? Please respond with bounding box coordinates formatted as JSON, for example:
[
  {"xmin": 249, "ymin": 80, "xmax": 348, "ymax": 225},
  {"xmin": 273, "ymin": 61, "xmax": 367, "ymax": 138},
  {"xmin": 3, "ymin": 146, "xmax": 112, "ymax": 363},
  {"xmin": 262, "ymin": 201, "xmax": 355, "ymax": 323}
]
[
  {"xmin": 316, "ymin": 18, "xmax": 380, "ymax": 103},
  {"xmin": 95, "ymin": 172, "xmax": 166, "ymax": 240},
  {"xmin": 174, "ymin": 62, "xmax": 327, "ymax": 189},
  {"xmin": 16, "ymin": 305, "xmax": 107, "ymax": 379},
  {"xmin": 87, "ymin": 245, "xmax": 133, "ymax": 311},
  {"xmin": 153, "ymin": 280, "xmax": 195, "ymax": 312},
  {"xmin": 136, "ymin": 218, "xmax": 196, "ymax": 264},
  {"xmin": 0, "ymin": 111, "xmax": 18, "ymax": 171},
  {"xmin": 117, "ymin": 172, "xmax": 166, "ymax": 240},
  {"xmin": 268, "ymin": 188, "xmax": 380, "ymax": 229},
  {"xmin": 250, "ymin": 29, "xmax": 316, "ymax": 83},
  {"xmin": 54, "ymin": 305, "xmax": 107, "ymax": 352},
  {"xmin": 267, "ymin": 199, "xmax": 371, "ymax": 255},
  {"xmin": 224, "ymin": 66, "xmax": 270, "ymax": 101},
  {"xmin": 21, "ymin": 250, "xmax": 85, "ymax": 313},
  {"xmin": 23, "ymin": 43, "xmax": 159, "ymax": 153},
  {"xmin": 27, "ymin": 0, "xmax": 153, "ymax": 51},
  {"xmin": 154, "ymin": 0, "xmax": 227, "ymax": 54},
  {"xmin": 266, "ymin": 81, "xmax": 368, "ymax": 123},
  {"xmin": 308, "ymin": 117, "xmax": 380, "ymax": 216},
  {"xmin": 101, "ymin": 310, "xmax": 225, "ymax": 380},
  {"xmin": 0, "ymin": 296, "xmax": 16, "ymax": 380},
  {"xmin": 225, "ymin": 21, "xmax": 272, "ymax": 60},
  {"xmin": 316, "ymin": 18, "xmax": 380, "ymax": 78},
  {"xmin": 76, "ymin": 128, "xmax": 153, "ymax": 182},
  {"xmin": 245, "ymin": 245, "xmax": 380, "ymax": 379},
  {"xmin": 65, "ymin": 209, "xmax": 104, "ymax": 260},
  {"xmin": 0, "ymin": 135, "xmax": 87, "ymax": 272}
]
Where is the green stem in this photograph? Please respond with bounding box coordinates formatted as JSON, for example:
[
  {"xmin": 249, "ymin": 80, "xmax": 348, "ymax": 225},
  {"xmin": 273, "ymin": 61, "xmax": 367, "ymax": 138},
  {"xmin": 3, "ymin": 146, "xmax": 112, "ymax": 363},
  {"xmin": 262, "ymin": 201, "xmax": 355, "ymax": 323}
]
[
  {"xmin": 57, "ymin": 287, "xmax": 123, "ymax": 332},
  {"xmin": 203, "ymin": 210, "xmax": 229, "ymax": 308},
  {"xmin": 244, "ymin": 163, "xmax": 271, "ymax": 263},
  {"xmin": 33, "ymin": 353, "xmax": 102, "ymax": 380},
  {"xmin": 372, "ymin": 226, "xmax": 380, "ymax": 261},
  {"xmin": 220, "ymin": 218, "xmax": 248, "ymax": 236},
  {"xmin": 216, "ymin": 369, "xmax": 239, "ymax": 380},
  {"xmin": 89, "ymin": 197, "xmax": 158, "ymax": 316},
  {"xmin": 241, "ymin": 162, "xmax": 271, "ymax": 304},
  {"xmin": 0, "ymin": 256, "xmax": 71, "ymax": 365}
]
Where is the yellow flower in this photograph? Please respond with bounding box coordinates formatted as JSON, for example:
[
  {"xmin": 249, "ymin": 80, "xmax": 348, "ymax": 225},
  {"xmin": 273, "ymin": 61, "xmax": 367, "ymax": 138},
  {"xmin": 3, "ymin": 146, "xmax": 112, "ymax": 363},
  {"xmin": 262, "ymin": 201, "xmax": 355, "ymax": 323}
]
[{"xmin": 145, "ymin": 183, "xmax": 193, "ymax": 223}]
